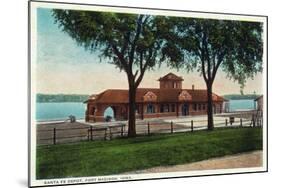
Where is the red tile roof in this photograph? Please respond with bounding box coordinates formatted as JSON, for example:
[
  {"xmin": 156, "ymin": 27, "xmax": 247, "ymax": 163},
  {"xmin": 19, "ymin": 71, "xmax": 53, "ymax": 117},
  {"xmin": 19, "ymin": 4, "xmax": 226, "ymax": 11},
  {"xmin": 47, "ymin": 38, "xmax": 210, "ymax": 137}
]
[
  {"xmin": 158, "ymin": 72, "xmax": 184, "ymax": 81},
  {"xmin": 87, "ymin": 88, "xmax": 225, "ymax": 104}
]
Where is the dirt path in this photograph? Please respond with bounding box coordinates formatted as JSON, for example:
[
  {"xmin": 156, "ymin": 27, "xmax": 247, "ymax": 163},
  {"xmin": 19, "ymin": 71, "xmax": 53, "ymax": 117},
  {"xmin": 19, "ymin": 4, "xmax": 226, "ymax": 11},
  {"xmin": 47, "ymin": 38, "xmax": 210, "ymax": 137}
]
[{"xmin": 123, "ymin": 151, "xmax": 263, "ymax": 174}]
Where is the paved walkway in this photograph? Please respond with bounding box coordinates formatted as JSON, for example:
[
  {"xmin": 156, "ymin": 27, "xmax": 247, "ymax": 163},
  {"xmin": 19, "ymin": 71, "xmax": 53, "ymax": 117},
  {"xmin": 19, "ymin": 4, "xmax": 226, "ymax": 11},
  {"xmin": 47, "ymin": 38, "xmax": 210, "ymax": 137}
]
[{"xmin": 123, "ymin": 151, "xmax": 263, "ymax": 174}]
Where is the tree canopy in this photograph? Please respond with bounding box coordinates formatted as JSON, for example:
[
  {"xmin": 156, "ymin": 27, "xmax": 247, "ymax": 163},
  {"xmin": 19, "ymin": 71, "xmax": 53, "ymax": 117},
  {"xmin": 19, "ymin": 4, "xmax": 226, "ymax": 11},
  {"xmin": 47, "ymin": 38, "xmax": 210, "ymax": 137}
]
[
  {"xmin": 52, "ymin": 10, "xmax": 180, "ymax": 87},
  {"xmin": 52, "ymin": 9, "xmax": 264, "ymax": 131},
  {"xmin": 168, "ymin": 17, "xmax": 263, "ymax": 88},
  {"xmin": 165, "ymin": 17, "xmax": 263, "ymax": 129},
  {"xmin": 52, "ymin": 9, "xmax": 180, "ymax": 136}
]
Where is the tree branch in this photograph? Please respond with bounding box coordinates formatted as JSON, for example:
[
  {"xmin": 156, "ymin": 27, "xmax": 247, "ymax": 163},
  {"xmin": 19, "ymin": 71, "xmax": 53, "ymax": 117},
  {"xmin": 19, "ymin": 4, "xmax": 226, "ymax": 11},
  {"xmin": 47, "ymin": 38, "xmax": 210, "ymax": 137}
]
[
  {"xmin": 139, "ymin": 51, "xmax": 144, "ymax": 71},
  {"xmin": 111, "ymin": 44, "xmax": 129, "ymax": 73},
  {"xmin": 211, "ymin": 50, "xmax": 226, "ymax": 83},
  {"xmin": 202, "ymin": 32, "xmax": 211, "ymax": 81},
  {"xmin": 129, "ymin": 15, "xmax": 144, "ymax": 66},
  {"xmin": 196, "ymin": 44, "xmax": 208, "ymax": 83},
  {"xmin": 201, "ymin": 60, "xmax": 208, "ymax": 83},
  {"xmin": 135, "ymin": 48, "xmax": 152, "ymax": 87},
  {"xmin": 121, "ymin": 31, "xmax": 131, "ymax": 55},
  {"xmin": 133, "ymin": 70, "xmax": 139, "ymax": 80}
]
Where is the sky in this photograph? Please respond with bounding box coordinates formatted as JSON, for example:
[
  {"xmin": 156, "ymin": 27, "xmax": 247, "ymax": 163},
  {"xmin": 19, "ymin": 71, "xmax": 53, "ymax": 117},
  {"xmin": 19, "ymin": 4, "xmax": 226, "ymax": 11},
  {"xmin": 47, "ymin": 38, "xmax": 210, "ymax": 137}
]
[{"xmin": 36, "ymin": 8, "xmax": 263, "ymax": 95}]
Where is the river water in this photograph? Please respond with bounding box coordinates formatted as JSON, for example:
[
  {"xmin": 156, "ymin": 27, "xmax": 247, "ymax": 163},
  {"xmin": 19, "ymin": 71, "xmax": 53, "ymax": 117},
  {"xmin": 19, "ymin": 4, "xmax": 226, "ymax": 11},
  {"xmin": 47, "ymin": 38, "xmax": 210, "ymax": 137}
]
[{"xmin": 36, "ymin": 99, "xmax": 256, "ymax": 121}]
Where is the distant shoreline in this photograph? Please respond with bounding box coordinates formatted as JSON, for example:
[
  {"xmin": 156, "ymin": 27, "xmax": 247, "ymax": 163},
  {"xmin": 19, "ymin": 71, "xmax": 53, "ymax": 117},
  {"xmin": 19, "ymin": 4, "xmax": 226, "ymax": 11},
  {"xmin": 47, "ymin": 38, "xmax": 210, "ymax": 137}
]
[
  {"xmin": 36, "ymin": 94, "xmax": 89, "ymax": 103},
  {"xmin": 36, "ymin": 94, "xmax": 258, "ymax": 102},
  {"xmin": 36, "ymin": 101, "xmax": 85, "ymax": 103},
  {"xmin": 223, "ymin": 94, "xmax": 259, "ymax": 100},
  {"xmin": 36, "ymin": 99, "xmax": 256, "ymax": 103},
  {"xmin": 226, "ymin": 98, "xmax": 256, "ymax": 101}
]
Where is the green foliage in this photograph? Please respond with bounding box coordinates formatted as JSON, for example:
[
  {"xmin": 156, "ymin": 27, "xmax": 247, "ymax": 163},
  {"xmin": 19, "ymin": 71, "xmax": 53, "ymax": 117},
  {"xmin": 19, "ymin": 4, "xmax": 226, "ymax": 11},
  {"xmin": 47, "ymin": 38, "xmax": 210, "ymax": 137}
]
[
  {"xmin": 37, "ymin": 127, "xmax": 262, "ymax": 179},
  {"xmin": 158, "ymin": 17, "xmax": 263, "ymax": 129},
  {"xmin": 52, "ymin": 10, "xmax": 175, "ymax": 84},
  {"xmin": 52, "ymin": 9, "xmax": 187, "ymax": 136},
  {"xmin": 164, "ymin": 17, "xmax": 263, "ymax": 88},
  {"xmin": 36, "ymin": 94, "xmax": 89, "ymax": 103},
  {"xmin": 51, "ymin": 10, "xmax": 263, "ymax": 132}
]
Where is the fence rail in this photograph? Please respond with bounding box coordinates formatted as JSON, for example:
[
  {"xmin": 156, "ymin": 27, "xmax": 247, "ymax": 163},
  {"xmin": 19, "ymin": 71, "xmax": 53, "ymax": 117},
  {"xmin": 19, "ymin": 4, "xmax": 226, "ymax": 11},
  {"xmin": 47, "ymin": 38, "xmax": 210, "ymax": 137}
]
[
  {"xmin": 37, "ymin": 116, "xmax": 262, "ymax": 146},
  {"xmin": 37, "ymin": 123, "xmax": 126, "ymax": 145}
]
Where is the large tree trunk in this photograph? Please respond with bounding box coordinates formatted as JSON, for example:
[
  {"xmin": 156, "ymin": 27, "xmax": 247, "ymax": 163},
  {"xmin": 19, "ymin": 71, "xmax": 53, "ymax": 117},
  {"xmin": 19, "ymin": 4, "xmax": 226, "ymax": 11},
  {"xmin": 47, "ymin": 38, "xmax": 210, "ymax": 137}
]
[
  {"xmin": 206, "ymin": 82, "xmax": 214, "ymax": 130},
  {"xmin": 127, "ymin": 84, "xmax": 137, "ymax": 137}
]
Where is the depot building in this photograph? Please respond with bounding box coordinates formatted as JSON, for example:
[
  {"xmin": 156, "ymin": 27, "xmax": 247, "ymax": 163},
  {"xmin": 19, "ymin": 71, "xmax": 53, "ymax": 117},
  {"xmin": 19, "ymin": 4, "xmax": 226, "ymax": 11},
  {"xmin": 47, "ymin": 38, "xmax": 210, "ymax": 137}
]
[{"xmin": 84, "ymin": 73, "xmax": 227, "ymax": 122}]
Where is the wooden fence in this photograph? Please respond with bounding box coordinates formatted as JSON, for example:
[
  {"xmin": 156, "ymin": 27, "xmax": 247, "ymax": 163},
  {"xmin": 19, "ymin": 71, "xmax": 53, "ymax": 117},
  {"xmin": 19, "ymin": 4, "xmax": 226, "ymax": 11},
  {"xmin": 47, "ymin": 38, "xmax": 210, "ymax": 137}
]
[
  {"xmin": 37, "ymin": 116, "xmax": 262, "ymax": 146},
  {"xmin": 37, "ymin": 124, "xmax": 125, "ymax": 145}
]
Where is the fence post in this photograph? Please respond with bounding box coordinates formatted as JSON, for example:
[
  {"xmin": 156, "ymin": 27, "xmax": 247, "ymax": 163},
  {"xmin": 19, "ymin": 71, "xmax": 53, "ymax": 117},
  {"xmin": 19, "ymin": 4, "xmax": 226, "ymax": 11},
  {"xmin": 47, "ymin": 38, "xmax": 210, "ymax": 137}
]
[
  {"xmin": 121, "ymin": 125, "xmax": 124, "ymax": 137},
  {"xmin": 87, "ymin": 128, "xmax": 90, "ymax": 141},
  {"xmin": 240, "ymin": 118, "xmax": 242, "ymax": 127},
  {"xmin": 104, "ymin": 129, "xmax": 107, "ymax": 140},
  {"xmin": 191, "ymin": 120, "xmax": 194, "ymax": 132},
  {"xmin": 171, "ymin": 121, "xmax": 173, "ymax": 134},
  {"xmin": 252, "ymin": 114, "xmax": 255, "ymax": 127},
  {"xmin": 250, "ymin": 116, "xmax": 253, "ymax": 127},
  {"xmin": 147, "ymin": 122, "xmax": 150, "ymax": 135},
  {"xmin": 109, "ymin": 127, "xmax": 112, "ymax": 140},
  {"xmin": 225, "ymin": 119, "xmax": 228, "ymax": 126},
  {"xmin": 53, "ymin": 128, "xmax": 56, "ymax": 145},
  {"xmin": 90, "ymin": 126, "xmax": 93, "ymax": 141}
]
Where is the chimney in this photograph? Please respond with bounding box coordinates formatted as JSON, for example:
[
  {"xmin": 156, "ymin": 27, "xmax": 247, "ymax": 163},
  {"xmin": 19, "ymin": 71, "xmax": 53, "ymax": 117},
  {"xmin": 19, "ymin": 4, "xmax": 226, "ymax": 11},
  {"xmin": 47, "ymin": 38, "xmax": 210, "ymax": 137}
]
[{"xmin": 192, "ymin": 85, "xmax": 195, "ymax": 90}]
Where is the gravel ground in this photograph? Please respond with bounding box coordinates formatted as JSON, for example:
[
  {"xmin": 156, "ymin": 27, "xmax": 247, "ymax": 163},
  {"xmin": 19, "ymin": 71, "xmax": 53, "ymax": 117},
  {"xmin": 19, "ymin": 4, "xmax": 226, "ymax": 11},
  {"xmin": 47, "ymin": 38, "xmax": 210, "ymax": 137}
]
[
  {"xmin": 36, "ymin": 121, "xmax": 186, "ymax": 145},
  {"xmin": 123, "ymin": 150, "xmax": 263, "ymax": 174},
  {"xmin": 36, "ymin": 113, "xmax": 256, "ymax": 145}
]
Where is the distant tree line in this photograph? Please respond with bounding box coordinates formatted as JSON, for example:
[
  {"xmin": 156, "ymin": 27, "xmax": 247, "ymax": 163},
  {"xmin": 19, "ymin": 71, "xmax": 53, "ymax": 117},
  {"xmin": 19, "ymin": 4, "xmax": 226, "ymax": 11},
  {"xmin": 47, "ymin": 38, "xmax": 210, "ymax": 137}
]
[
  {"xmin": 223, "ymin": 94, "xmax": 260, "ymax": 100},
  {"xmin": 37, "ymin": 94, "xmax": 89, "ymax": 103}
]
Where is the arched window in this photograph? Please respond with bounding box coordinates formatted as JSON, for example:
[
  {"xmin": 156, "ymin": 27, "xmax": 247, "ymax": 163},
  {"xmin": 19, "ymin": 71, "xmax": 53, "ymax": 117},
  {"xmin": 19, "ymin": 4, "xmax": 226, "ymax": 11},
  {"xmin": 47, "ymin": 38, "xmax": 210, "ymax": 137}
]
[
  {"xmin": 193, "ymin": 104, "xmax": 197, "ymax": 111},
  {"xmin": 164, "ymin": 104, "xmax": 169, "ymax": 112},
  {"xmin": 171, "ymin": 104, "xmax": 175, "ymax": 112},
  {"xmin": 182, "ymin": 103, "xmax": 189, "ymax": 116},
  {"xmin": 202, "ymin": 104, "xmax": 206, "ymax": 110},
  {"xmin": 135, "ymin": 104, "xmax": 139, "ymax": 114},
  {"xmin": 147, "ymin": 104, "xmax": 155, "ymax": 114},
  {"xmin": 160, "ymin": 104, "xmax": 171, "ymax": 113},
  {"xmin": 160, "ymin": 104, "xmax": 164, "ymax": 113},
  {"xmin": 213, "ymin": 105, "xmax": 217, "ymax": 114}
]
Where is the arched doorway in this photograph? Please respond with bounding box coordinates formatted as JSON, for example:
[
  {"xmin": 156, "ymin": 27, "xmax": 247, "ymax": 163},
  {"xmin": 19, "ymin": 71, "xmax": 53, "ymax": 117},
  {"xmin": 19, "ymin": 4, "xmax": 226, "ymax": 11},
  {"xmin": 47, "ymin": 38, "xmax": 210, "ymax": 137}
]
[
  {"xmin": 182, "ymin": 103, "xmax": 189, "ymax": 116},
  {"xmin": 103, "ymin": 106, "xmax": 116, "ymax": 122}
]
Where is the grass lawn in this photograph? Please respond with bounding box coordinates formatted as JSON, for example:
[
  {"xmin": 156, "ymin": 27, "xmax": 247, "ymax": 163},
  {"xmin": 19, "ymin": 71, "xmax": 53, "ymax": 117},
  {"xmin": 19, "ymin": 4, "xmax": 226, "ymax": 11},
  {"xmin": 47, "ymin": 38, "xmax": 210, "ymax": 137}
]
[{"xmin": 36, "ymin": 127, "xmax": 263, "ymax": 179}]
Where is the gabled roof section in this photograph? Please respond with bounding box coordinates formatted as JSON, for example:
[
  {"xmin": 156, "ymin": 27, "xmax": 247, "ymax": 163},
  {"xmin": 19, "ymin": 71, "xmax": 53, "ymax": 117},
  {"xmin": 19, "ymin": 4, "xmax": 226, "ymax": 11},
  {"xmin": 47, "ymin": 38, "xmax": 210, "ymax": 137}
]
[
  {"xmin": 158, "ymin": 72, "xmax": 183, "ymax": 81},
  {"xmin": 178, "ymin": 90, "xmax": 192, "ymax": 101},
  {"xmin": 143, "ymin": 91, "xmax": 157, "ymax": 102},
  {"xmin": 93, "ymin": 89, "xmax": 129, "ymax": 104},
  {"xmin": 187, "ymin": 89, "xmax": 225, "ymax": 102},
  {"xmin": 87, "ymin": 88, "xmax": 225, "ymax": 104},
  {"xmin": 83, "ymin": 94, "xmax": 98, "ymax": 103}
]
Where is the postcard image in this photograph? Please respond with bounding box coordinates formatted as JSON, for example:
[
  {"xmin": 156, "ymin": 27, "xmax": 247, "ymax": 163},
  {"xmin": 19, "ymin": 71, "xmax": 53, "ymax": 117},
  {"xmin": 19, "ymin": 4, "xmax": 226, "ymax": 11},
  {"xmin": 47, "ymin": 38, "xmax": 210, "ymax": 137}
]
[{"xmin": 29, "ymin": 1, "xmax": 267, "ymax": 187}]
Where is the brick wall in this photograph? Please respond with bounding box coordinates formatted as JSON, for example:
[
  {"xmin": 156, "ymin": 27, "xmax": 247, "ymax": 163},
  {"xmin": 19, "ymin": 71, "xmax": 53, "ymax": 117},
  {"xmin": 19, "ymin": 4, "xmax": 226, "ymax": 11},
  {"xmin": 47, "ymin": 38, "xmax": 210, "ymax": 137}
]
[{"xmin": 86, "ymin": 101, "xmax": 223, "ymax": 122}]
